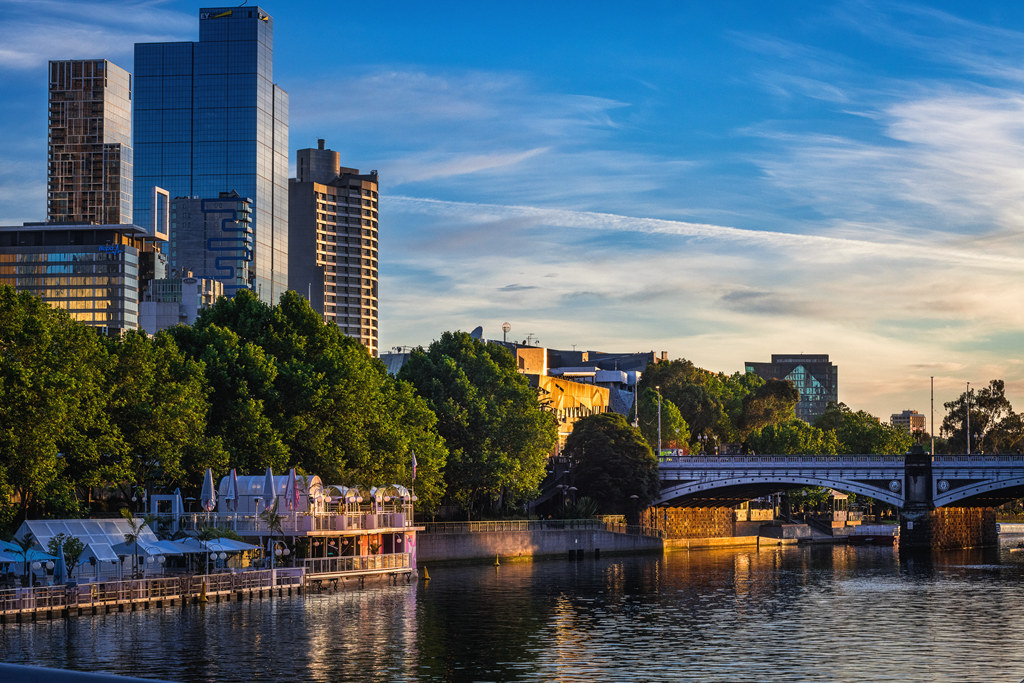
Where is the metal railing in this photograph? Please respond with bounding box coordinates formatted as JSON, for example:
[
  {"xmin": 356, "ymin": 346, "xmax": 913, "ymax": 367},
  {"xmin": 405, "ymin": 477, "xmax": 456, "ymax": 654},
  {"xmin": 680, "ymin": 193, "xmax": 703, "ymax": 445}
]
[
  {"xmin": 420, "ymin": 519, "xmax": 662, "ymax": 538},
  {"xmin": 154, "ymin": 510, "xmax": 412, "ymax": 534},
  {"xmin": 303, "ymin": 553, "xmax": 411, "ymax": 575}
]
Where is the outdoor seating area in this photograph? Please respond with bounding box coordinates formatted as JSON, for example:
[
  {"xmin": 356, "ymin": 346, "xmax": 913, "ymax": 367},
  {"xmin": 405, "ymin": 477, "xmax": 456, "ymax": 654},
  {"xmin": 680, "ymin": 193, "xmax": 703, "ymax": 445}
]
[{"xmin": 0, "ymin": 467, "xmax": 420, "ymax": 620}]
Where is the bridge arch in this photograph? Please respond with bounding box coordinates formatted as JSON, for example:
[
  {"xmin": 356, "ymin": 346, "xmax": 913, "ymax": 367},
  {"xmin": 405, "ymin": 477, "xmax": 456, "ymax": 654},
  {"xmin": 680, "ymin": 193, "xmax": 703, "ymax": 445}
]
[{"xmin": 656, "ymin": 474, "xmax": 903, "ymax": 508}]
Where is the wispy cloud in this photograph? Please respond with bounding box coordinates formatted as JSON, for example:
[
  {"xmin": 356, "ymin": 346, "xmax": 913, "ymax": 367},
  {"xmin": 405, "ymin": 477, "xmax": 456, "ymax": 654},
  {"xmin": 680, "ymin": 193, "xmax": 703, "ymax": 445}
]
[{"xmin": 0, "ymin": 1, "xmax": 193, "ymax": 69}]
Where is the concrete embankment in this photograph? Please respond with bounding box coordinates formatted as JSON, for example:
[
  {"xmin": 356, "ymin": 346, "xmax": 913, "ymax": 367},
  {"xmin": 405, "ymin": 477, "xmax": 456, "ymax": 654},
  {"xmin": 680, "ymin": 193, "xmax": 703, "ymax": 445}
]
[{"xmin": 417, "ymin": 524, "xmax": 662, "ymax": 563}]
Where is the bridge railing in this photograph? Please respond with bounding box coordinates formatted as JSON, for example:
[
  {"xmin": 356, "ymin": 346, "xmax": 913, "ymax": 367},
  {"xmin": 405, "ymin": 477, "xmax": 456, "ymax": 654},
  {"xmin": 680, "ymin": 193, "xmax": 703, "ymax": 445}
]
[{"xmin": 658, "ymin": 454, "xmax": 906, "ymax": 467}]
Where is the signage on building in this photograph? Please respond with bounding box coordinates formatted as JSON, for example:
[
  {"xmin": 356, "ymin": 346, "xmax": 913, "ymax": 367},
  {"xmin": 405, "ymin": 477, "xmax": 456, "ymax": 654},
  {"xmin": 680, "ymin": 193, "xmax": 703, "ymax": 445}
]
[{"xmin": 98, "ymin": 244, "xmax": 123, "ymax": 255}]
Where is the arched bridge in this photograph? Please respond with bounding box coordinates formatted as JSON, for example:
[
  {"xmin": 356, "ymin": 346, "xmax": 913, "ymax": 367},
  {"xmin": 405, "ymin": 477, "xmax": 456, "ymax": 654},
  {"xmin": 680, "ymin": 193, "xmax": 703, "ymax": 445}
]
[{"xmin": 655, "ymin": 454, "xmax": 1024, "ymax": 509}]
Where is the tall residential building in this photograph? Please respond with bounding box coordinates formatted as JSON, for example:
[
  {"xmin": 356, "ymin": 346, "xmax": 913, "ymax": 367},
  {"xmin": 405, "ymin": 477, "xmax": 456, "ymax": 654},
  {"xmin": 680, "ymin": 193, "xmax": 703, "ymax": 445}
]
[
  {"xmin": 745, "ymin": 354, "xmax": 838, "ymax": 423},
  {"xmin": 47, "ymin": 59, "xmax": 133, "ymax": 224},
  {"xmin": 169, "ymin": 192, "xmax": 254, "ymax": 296},
  {"xmin": 891, "ymin": 409, "xmax": 927, "ymax": 434},
  {"xmin": 289, "ymin": 140, "xmax": 379, "ymax": 355},
  {"xmin": 133, "ymin": 6, "xmax": 288, "ymax": 304}
]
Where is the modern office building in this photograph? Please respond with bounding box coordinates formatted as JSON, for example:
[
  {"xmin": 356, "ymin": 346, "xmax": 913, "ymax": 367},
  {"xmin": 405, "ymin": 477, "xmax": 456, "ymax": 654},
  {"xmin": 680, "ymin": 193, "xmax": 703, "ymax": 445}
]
[
  {"xmin": 0, "ymin": 222, "xmax": 166, "ymax": 335},
  {"xmin": 891, "ymin": 409, "xmax": 927, "ymax": 434},
  {"xmin": 169, "ymin": 192, "xmax": 254, "ymax": 296},
  {"xmin": 47, "ymin": 59, "xmax": 133, "ymax": 225},
  {"xmin": 133, "ymin": 6, "xmax": 288, "ymax": 304},
  {"xmin": 745, "ymin": 354, "xmax": 838, "ymax": 423},
  {"xmin": 289, "ymin": 140, "xmax": 379, "ymax": 355}
]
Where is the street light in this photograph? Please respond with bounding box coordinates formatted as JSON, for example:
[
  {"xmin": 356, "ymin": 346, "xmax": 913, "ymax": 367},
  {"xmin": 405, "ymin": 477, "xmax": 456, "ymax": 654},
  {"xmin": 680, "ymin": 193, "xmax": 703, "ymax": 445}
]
[
  {"xmin": 966, "ymin": 382, "xmax": 971, "ymax": 454},
  {"xmin": 656, "ymin": 385, "xmax": 662, "ymax": 459}
]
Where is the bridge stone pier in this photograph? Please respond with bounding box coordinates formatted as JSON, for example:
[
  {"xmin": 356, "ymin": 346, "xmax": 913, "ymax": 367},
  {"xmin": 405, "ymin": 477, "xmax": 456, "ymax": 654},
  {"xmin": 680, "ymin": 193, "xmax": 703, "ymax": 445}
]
[{"xmin": 655, "ymin": 448, "xmax": 1024, "ymax": 550}]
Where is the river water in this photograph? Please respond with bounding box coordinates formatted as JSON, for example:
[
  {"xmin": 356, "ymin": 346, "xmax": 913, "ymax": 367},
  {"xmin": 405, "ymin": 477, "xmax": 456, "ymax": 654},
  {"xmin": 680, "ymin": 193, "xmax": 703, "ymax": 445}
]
[{"xmin": 4, "ymin": 538, "xmax": 1024, "ymax": 682}]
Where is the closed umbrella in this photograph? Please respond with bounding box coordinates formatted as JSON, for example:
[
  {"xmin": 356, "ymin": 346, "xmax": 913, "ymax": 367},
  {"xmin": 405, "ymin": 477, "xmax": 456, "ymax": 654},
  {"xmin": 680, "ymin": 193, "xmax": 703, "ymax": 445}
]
[
  {"xmin": 285, "ymin": 468, "xmax": 299, "ymax": 512},
  {"xmin": 263, "ymin": 467, "xmax": 276, "ymax": 511},
  {"xmin": 226, "ymin": 468, "xmax": 239, "ymax": 512},
  {"xmin": 200, "ymin": 468, "xmax": 217, "ymax": 512},
  {"xmin": 173, "ymin": 488, "xmax": 184, "ymax": 515},
  {"xmin": 53, "ymin": 543, "xmax": 67, "ymax": 585}
]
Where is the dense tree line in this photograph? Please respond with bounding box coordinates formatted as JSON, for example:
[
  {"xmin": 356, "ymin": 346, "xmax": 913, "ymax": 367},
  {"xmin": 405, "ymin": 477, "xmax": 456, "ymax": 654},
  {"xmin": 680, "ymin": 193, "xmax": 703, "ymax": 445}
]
[
  {"xmin": 399, "ymin": 331, "xmax": 557, "ymax": 517},
  {"xmin": 0, "ymin": 288, "xmax": 466, "ymax": 532}
]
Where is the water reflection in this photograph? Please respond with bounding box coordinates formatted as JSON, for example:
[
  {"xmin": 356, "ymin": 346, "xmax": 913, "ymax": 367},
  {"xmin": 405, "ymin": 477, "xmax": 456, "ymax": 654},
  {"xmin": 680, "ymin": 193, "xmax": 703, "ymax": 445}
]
[{"xmin": 3, "ymin": 544, "xmax": 1024, "ymax": 681}]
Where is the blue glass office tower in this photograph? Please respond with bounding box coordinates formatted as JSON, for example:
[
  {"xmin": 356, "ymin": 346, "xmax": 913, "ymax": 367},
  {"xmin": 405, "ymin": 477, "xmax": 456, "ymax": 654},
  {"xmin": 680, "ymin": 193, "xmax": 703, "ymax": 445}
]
[{"xmin": 133, "ymin": 6, "xmax": 288, "ymax": 304}]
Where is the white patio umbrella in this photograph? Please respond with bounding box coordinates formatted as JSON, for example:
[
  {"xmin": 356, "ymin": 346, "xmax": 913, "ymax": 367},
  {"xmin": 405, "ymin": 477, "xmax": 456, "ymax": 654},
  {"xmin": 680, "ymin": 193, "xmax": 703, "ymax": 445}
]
[
  {"xmin": 262, "ymin": 467, "xmax": 276, "ymax": 511},
  {"xmin": 225, "ymin": 468, "xmax": 239, "ymax": 512},
  {"xmin": 285, "ymin": 468, "xmax": 299, "ymax": 512},
  {"xmin": 200, "ymin": 468, "xmax": 217, "ymax": 512}
]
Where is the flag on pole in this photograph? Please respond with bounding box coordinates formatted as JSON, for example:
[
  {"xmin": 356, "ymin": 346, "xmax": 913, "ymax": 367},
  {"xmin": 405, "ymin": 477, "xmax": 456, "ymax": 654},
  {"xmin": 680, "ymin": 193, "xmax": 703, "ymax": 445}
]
[{"xmin": 411, "ymin": 450, "xmax": 417, "ymax": 481}]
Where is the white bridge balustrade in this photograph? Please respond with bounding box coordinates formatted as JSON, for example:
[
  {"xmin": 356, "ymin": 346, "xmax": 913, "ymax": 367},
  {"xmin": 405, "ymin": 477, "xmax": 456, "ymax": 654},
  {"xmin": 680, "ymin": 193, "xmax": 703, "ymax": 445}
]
[{"xmin": 656, "ymin": 453, "xmax": 1024, "ymax": 509}]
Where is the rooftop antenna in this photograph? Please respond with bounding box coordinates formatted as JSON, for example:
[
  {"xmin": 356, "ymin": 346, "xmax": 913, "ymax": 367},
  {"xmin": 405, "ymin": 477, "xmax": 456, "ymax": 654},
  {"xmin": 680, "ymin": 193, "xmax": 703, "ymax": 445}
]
[{"xmin": 502, "ymin": 322, "xmax": 511, "ymax": 343}]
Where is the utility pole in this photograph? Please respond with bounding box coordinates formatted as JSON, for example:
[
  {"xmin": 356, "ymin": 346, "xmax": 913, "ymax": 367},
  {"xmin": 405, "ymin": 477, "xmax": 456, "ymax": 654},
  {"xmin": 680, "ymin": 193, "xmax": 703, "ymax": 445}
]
[
  {"xmin": 966, "ymin": 382, "xmax": 971, "ymax": 455},
  {"xmin": 656, "ymin": 385, "xmax": 662, "ymax": 458}
]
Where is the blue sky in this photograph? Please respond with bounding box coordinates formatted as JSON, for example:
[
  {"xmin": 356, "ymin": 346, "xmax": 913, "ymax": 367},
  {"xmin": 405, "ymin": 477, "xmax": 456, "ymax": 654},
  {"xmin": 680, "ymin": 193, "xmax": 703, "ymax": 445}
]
[{"xmin": 2, "ymin": 1, "xmax": 1024, "ymax": 426}]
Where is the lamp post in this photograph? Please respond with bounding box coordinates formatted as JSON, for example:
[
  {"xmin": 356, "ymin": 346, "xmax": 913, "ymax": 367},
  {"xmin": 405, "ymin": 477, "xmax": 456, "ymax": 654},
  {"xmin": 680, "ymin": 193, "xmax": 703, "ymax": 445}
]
[
  {"xmin": 656, "ymin": 385, "xmax": 662, "ymax": 459},
  {"xmin": 966, "ymin": 382, "xmax": 971, "ymax": 454}
]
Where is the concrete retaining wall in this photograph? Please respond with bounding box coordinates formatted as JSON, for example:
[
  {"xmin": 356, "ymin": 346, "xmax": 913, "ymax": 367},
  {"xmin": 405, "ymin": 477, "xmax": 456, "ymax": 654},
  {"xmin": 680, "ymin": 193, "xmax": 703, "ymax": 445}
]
[{"xmin": 417, "ymin": 528, "xmax": 662, "ymax": 563}]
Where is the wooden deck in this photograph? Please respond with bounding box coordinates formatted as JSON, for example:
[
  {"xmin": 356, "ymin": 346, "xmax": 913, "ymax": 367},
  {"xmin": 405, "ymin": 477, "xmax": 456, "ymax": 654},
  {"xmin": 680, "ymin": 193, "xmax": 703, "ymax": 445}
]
[{"xmin": 0, "ymin": 555, "xmax": 415, "ymax": 623}]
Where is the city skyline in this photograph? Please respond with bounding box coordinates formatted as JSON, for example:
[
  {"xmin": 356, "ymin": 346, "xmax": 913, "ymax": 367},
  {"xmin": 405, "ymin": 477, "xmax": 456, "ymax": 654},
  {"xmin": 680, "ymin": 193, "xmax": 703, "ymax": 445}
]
[{"xmin": 1, "ymin": 1, "xmax": 1023, "ymax": 422}]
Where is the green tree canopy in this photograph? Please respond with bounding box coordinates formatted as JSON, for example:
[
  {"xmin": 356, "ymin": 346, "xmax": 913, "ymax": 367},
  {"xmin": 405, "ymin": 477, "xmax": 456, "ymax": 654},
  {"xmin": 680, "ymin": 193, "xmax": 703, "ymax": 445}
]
[
  {"xmin": 398, "ymin": 331, "xmax": 556, "ymax": 516},
  {"xmin": 638, "ymin": 358, "xmax": 798, "ymax": 451},
  {"xmin": 815, "ymin": 402, "xmax": 912, "ymax": 455},
  {"xmin": 636, "ymin": 388, "xmax": 691, "ymax": 452},
  {"xmin": 0, "ymin": 286, "xmax": 113, "ymax": 528},
  {"xmin": 941, "ymin": 380, "xmax": 1019, "ymax": 454},
  {"xmin": 105, "ymin": 330, "xmax": 227, "ymax": 497},
  {"xmin": 564, "ymin": 412, "xmax": 660, "ymax": 519},
  {"xmin": 169, "ymin": 290, "xmax": 447, "ymax": 509},
  {"xmin": 747, "ymin": 419, "xmax": 839, "ymax": 455}
]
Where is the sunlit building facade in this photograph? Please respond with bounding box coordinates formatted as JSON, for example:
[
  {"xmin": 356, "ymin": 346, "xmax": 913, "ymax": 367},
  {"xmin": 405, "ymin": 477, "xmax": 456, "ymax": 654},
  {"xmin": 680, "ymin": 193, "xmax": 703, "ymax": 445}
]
[
  {"xmin": 47, "ymin": 59, "xmax": 133, "ymax": 224},
  {"xmin": 133, "ymin": 6, "xmax": 288, "ymax": 304},
  {"xmin": 745, "ymin": 354, "xmax": 838, "ymax": 423},
  {"xmin": 0, "ymin": 223, "xmax": 166, "ymax": 335},
  {"xmin": 289, "ymin": 140, "xmax": 379, "ymax": 355}
]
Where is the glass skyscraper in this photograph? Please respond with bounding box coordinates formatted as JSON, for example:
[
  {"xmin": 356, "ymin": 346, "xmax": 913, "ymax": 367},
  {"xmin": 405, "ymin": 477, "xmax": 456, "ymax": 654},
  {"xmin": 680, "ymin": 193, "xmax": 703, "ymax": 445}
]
[
  {"xmin": 745, "ymin": 354, "xmax": 838, "ymax": 424},
  {"xmin": 133, "ymin": 6, "xmax": 288, "ymax": 304}
]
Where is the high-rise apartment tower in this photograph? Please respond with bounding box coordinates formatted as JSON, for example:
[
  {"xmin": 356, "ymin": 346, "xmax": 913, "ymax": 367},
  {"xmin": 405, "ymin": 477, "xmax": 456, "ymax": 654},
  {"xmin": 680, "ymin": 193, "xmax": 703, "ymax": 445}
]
[
  {"xmin": 133, "ymin": 6, "xmax": 288, "ymax": 304},
  {"xmin": 47, "ymin": 59, "xmax": 133, "ymax": 224},
  {"xmin": 289, "ymin": 140, "xmax": 379, "ymax": 355}
]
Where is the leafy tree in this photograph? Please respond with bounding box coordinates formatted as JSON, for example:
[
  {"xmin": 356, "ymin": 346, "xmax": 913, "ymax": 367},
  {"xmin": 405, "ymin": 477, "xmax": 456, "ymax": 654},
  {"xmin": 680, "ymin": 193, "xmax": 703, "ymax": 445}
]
[
  {"xmin": 636, "ymin": 388, "xmax": 691, "ymax": 452},
  {"xmin": 815, "ymin": 402, "xmax": 911, "ymax": 455},
  {"xmin": 747, "ymin": 419, "xmax": 839, "ymax": 455},
  {"xmin": 399, "ymin": 331, "xmax": 557, "ymax": 516},
  {"xmin": 169, "ymin": 321, "xmax": 288, "ymax": 474},
  {"xmin": 737, "ymin": 378, "xmax": 799, "ymax": 440},
  {"xmin": 46, "ymin": 533, "xmax": 86, "ymax": 580},
  {"xmin": 172, "ymin": 290, "xmax": 447, "ymax": 510},
  {"xmin": 639, "ymin": 358, "xmax": 796, "ymax": 451},
  {"xmin": 105, "ymin": 330, "xmax": 226, "ymax": 498},
  {"xmin": 0, "ymin": 286, "xmax": 113, "ymax": 526},
  {"xmin": 941, "ymin": 380, "xmax": 1017, "ymax": 454},
  {"xmin": 11, "ymin": 533, "xmax": 36, "ymax": 586},
  {"xmin": 120, "ymin": 508, "xmax": 157, "ymax": 579},
  {"xmin": 563, "ymin": 412, "xmax": 660, "ymax": 519}
]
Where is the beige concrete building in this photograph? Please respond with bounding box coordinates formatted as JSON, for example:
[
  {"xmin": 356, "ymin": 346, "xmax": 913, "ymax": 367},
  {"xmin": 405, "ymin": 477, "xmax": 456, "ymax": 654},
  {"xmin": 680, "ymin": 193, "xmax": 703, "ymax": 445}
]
[
  {"xmin": 891, "ymin": 409, "xmax": 927, "ymax": 434},
  {"xmin": 289, "ymin": 140, "xmax": 378, "ymax": 355}
]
